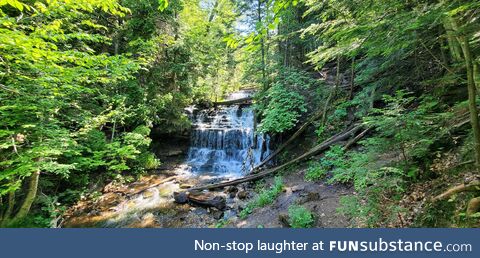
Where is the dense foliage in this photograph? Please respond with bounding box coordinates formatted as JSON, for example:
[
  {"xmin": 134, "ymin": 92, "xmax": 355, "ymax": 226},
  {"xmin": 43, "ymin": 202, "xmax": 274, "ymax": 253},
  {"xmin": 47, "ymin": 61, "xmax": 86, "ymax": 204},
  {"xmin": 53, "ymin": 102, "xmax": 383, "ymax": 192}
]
[{"xmin": 1, "ymin": 0, "xmax": 480, "ymax": 228}]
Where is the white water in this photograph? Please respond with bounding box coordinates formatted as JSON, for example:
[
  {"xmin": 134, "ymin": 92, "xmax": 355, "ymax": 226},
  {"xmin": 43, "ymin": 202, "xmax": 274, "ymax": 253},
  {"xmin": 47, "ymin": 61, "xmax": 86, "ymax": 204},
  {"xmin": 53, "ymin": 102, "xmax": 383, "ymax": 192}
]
[
  {"xmin": 186, "ymin": 91, "xmax": 271, "ymax": 177},
  {"xmin": 98, "ymin": 91, "xmax": 271, "ymax": 227}
]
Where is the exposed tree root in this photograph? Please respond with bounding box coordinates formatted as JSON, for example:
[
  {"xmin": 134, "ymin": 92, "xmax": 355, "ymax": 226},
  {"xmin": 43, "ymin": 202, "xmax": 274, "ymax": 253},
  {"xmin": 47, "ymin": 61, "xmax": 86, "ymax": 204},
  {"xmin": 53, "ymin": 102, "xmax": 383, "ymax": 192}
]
[
  {"xmin": 432, "ymin": 180, "xmax": 480, "ymax": 201},
  {"xmin": 467, "ymin": 197, "xmax": 480, "ymax": 215}
]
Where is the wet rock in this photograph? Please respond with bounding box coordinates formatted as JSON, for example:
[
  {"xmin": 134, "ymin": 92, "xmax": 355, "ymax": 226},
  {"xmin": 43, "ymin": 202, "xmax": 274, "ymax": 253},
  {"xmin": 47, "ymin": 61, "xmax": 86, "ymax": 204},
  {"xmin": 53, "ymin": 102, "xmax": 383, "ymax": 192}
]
[
  {"xmin": 278, "ymin": 213, "xmax": 290, "ymax": 228},
  {"xmin": 180, "ymin": 183, "xmax": 193, "ymax": 189},
  {"xmin": 225, "ymin": 186, "xmax": 238, "ymax": 194},
  {"xmin": 175, "ymin": 192, "xmax": 226, "ymax": 210},
  {"xmin": 298, "ymin": 192, "xmax": 320, "ymax": 204},
  {"xmin": 142, "ymin": 190, "xmax": 155, "ymax": 199},
  {"xmin": 237, "ymin": 190, "xmax": 248, "ymax": 200},
  {"xmin": 193, "ymin": 207, "xmax": 208, "ymax": 216},
  {"xmin": 174, "ymin": 192, "xmax": 188, "ymax": 204},
  {"xmin": 224, "ymin": 210, "xmax": 236, "ymax": 220},
  {"xmin": 210, "ymin": 209, "xmax": 224, "ymax": 220}
]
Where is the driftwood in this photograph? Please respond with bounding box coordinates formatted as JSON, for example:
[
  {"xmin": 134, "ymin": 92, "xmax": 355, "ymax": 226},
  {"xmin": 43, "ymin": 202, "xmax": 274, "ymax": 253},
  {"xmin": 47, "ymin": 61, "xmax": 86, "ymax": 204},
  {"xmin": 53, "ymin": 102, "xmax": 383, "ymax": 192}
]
[
  {"xmin": 187, "ymin": 125, "xmax": 363, "ymax": 191},
  {"xmin": 251, "ymin": 110, "xmax": 325, "ymax": 172},
  {"xmin": 174, "ymin": 191, "xmax": 226, "ymax": 210},
  {"xmin": 213, "ymin": 97, "xmax": 252, "ymax": 106}
]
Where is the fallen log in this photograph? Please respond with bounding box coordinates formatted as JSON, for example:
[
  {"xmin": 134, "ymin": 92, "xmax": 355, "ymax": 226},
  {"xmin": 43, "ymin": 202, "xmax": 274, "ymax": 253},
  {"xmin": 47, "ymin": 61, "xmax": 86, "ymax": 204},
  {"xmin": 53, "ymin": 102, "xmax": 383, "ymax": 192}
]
[
  {"xmin": 187, "ymin": 125, "xmax": 363, "ymax": 191},
  {"xmin": 213, "ymin": 97, "xmax": 252, "ymax": 106},
  {"xmin": 251, "ymin": 110, "xmax": 326, "ymax": 172},
  {"xmin": 344, "ymin": 127, "xmax": 371, "ymax": 150},
  {"xmin": 174, "ymin": 191, "xmax": 226, "ymax": 210}
]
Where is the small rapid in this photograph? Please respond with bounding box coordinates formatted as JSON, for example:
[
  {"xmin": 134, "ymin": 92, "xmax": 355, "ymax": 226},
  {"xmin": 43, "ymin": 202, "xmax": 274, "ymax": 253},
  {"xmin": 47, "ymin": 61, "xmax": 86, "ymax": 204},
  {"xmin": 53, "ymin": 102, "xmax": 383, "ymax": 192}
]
[
  {"xmin": 186, "ymin": 91, "xmax": 271, "ymax": 177},
  {"xmin": 64, "ymin": 90, "xmax": 271, "ymax": 228}
]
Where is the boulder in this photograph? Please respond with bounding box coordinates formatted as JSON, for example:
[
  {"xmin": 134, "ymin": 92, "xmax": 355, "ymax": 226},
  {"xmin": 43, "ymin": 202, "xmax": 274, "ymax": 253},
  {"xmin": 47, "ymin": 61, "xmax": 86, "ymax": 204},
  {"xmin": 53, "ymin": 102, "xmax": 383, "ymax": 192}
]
[{"xmin": 174, "ymin": 192, "xmax": 188, "ymax": 204}]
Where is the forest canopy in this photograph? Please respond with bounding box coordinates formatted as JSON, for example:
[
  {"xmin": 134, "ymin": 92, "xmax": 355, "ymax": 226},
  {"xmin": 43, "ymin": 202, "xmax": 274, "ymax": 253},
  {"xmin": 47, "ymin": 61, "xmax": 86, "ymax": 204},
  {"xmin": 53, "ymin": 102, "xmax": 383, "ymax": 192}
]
[{"xmin": 1, "ymin": 0, "xmax": 480, "ymax": 228}]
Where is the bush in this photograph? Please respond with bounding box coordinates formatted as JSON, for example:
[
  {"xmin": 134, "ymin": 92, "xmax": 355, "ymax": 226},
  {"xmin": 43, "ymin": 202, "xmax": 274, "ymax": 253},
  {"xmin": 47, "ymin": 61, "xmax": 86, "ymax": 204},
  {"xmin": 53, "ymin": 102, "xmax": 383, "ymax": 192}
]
[
  {"xmin": 288, "ymin": 205, "xmax": 314, "ymax": 228},
  {"xmin": 256, "ymin": 68, "xmax": 319, "ymax": 134},
  {"xmin": 305, "ymin": 145, "xmax": 346, "ymax": 182},
  {"xmin": 239, "ymin": 177, "xmax": 284, "ymax": 219},
  {"xmin": 304, "ymin": 161, "xmax": 327, "ymax": 181}
]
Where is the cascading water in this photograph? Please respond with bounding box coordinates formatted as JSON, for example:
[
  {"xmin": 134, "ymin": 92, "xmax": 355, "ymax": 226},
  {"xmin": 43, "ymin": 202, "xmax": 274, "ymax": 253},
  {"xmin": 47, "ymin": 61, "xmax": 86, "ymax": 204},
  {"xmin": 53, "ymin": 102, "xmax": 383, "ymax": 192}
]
[
  {"xmin": 186, "ymin": 91, "xmax": 271, "ymax": 177},
  {"xmin": 67, "ymin": 91, "xmax": 271, "ymax": 228}
]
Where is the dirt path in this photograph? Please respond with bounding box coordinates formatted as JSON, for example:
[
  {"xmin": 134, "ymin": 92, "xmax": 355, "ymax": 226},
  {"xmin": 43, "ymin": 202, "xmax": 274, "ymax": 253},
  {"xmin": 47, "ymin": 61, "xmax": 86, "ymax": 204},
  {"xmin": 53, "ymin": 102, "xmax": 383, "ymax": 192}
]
[{"xmin": 227, "ymin": 169, "xmax": 353, "ymax": 228}]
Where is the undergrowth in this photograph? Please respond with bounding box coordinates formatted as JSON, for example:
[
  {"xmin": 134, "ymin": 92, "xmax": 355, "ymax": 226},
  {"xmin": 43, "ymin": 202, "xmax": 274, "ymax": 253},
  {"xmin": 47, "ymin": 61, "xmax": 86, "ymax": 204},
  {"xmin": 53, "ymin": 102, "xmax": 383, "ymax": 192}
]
[{"xmin": 239, "ymin": 177, "xmax": 284, "ymax": 219}]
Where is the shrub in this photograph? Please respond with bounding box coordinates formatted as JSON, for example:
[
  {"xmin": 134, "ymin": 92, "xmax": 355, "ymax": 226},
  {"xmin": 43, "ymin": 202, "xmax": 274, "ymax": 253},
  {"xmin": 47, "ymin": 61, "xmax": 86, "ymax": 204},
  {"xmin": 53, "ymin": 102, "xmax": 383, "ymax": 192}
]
[
  {"xmin": 255, "ymin": 68, "xmax": 319, "ymax": 134},
  {"xmin": 288, "ymin": 205, "xmax": 314, "ymax": 228},
  {"xmin": 239, "ymin": 177, "xmax": 284, "ymax": 219},
  {"xmin": 304, "ymin": 161, "xmax": 327, "ymax": 182}
]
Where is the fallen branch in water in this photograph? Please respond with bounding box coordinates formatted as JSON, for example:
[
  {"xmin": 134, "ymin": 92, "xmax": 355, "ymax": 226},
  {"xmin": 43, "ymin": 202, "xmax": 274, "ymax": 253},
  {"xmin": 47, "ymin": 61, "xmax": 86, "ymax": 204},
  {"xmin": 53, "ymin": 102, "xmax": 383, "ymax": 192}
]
[{"xmin": 187, "ymin": 125, "xmax": 363, "ymax": 191}]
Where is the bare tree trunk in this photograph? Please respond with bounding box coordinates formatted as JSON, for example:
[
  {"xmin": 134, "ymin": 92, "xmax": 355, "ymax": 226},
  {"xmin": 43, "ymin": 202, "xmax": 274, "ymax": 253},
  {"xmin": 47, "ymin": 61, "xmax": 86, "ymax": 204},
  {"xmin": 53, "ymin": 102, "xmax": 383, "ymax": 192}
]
[
  {"xmin": 257, "ymin": 0, "xmax": 267, "ymax": 90},
  {"xmin": 474, "ymin": 61, "xmax": 479, "ymax": 92},
  {"xmin": 4, "ymin": 190, "xmax": 15, "ymax": 220},
  {"xmin": 252, "ymin": 109, "xmax": 328, "ymax": 172},
  {"xmin": 321, "ymin": 57, "xmax": 341, "ymax": 126},
  {"xmin": 450, "ymin": 17, "xmax": 480, "ymax": 170},
  {"xmin": 349, "ymin": 57, "xmax": 355, "ymax": 99}
]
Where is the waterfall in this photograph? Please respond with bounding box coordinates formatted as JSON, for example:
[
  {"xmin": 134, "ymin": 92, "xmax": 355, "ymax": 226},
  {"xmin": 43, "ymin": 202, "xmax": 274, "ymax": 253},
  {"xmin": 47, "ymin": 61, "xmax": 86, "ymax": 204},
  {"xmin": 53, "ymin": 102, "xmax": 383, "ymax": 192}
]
[{"xmin": 186, "ymin": 92, "xmax": 271, "ymax": 177}]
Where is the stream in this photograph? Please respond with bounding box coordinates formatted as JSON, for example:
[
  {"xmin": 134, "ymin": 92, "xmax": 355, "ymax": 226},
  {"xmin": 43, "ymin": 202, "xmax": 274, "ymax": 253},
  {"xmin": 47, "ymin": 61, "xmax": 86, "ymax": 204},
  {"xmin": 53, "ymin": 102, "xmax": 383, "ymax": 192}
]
[
  {"xmin": 186, "ymin": 90, "xmax": 270, "ymax": 177},
  {"xmin": 64, "ymin": 90, "xmax": 273, "ymax": 227}
]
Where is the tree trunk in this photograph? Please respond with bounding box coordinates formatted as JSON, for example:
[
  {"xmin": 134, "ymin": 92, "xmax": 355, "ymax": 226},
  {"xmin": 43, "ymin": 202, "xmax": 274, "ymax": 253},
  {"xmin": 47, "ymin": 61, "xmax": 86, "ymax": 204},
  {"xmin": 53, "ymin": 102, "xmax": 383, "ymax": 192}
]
[
  {"xmin": 443, "ymin": 17, "xmax": 463, "ymax": 62},
  {"xmin": 321, "ymin": 57, "xmax": 341, "ymax": 126},
  {"xmin": 349, "ymin": 57, "xmax": 355, "ymax": 100},
  {"xmin": 12, "ymin": 170, "xmax": 40, "ymax": 222},
  {"xmin": 252, "ymin": 109, "xmax": 333, "ymax": 172},
  {"xmin": 450, "ymin": 17, "xmax": 480, "ymax": 170},
  {"xmin": 474, "ymin": 62, "xmax": 479, "ymax": 93},
  {"xmin": 257, "ymin": 0, "xmax": 267, "ymax": 90},
  {"xmin": 4, "ymin": 190, "xmax": 15, "ymax": 220}
]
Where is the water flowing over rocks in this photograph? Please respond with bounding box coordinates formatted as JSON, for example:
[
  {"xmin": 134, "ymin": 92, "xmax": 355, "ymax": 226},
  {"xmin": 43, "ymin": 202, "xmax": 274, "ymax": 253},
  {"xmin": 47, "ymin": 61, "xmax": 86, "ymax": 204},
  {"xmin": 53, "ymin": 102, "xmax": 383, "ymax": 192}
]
[{"xmin": 186, "ymin": 92, "xmax": 271, "ymax": 177}]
